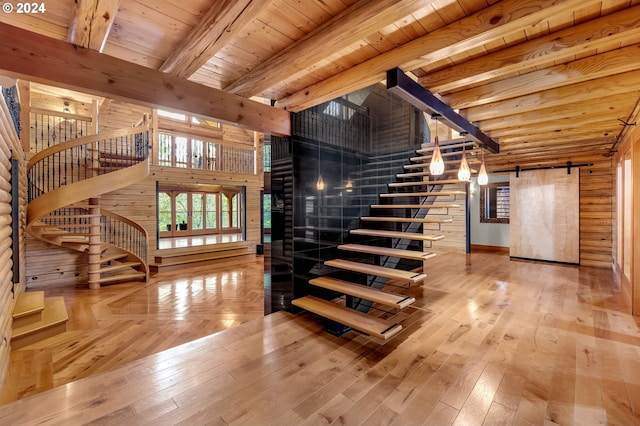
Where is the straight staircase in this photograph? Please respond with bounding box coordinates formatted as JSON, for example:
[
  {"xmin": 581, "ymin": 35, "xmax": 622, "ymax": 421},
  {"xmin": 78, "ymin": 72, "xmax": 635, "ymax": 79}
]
[{"xmin": 293, "ymin": 138, "xmax": 473, "ymax": 340}]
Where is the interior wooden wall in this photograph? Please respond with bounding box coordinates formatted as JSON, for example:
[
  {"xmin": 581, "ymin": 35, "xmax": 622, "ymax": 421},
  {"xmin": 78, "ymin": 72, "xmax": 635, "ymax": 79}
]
[
  {"xmin": 0, "ymin": 90, "xmax": 27, "ymax": 388},
  {"xmin": 487, "ymin": 152, "xmax": 614, "ymax": 268}
]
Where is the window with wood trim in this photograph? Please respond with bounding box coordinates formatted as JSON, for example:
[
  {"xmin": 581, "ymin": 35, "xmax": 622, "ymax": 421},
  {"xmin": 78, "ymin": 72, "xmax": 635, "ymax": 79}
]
[{"xmin": 158, "ymin": 188, "xmax": 242, "ymax": 237}]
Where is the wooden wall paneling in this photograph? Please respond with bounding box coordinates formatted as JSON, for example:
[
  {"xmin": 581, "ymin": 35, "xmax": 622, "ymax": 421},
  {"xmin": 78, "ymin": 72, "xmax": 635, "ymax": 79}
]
[
  {"xmin": 510, "ymin": 168, "xmax": 580, "ymax": 264},
  {"xmin": 633, "ymin": 130, "xmax": 640, "ymax": 315}
]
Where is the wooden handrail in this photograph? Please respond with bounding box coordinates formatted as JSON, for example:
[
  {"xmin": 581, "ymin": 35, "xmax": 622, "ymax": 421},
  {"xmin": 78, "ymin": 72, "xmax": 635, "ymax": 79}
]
[{"xmin": 28, "ymin": 124, "xmax": 148, "ymax": 168}]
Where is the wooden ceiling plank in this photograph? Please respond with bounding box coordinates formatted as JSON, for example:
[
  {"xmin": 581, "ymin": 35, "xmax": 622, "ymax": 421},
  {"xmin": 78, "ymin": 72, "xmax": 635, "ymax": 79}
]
[
  {"xmin": 0, "ymin": 22, "xmax": 290, "ymax": 136},
  {"xmin": 68, "ymin": 0, "xmax": 121, "ymax": 52},
  {"xmin": 478, "ymin": 92, "xmax": 637, "ymax": 131},
  {"xmin": 419, "ymin": 5, "xmax": 640, "ymax": 93},
  {"xmin": 224, "ymin": 0, "xmax": 429, "ymax": 97},
  {"xmin": 275, "ymin": 0, "xmax": 587, "ymax": 112},
  {"xmin": 159, "ymin": 0, "xmax": 270, "ymax": 78},
  {"xmin": 463, "ymin": 69, "xmax": 640, "ymax": 123},
  {"xmin": 444, "ymin": 43, "xmax": 640, "ymax": 110},
  {"xmin": 488, "ymin": 109, "xmax": 631, "ymax": 138}
]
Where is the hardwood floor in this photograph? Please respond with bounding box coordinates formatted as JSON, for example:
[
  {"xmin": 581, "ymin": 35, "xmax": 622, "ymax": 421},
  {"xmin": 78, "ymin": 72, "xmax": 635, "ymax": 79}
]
[
  {"xmin": 0, "ymin": 254, "xmax": 266, "ymax": 404},
  {"xmin": 1, "ymin": 251, "xmax": 639, "ymax": 425}
]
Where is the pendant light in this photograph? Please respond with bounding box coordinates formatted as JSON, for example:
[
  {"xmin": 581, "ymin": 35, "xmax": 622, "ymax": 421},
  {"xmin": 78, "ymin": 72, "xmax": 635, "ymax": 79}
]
[
  {"xmin": 316, "ymin": 141, "xmax": 325, "ymax": 190},
  {"xmin": 477, "ymin": 146, "xmax": 489, "ymax": 185},
  {"xmin": 429, "ymin": 115, "xmax": 445, "ymax": 176},
  {"xmin": 457, "ymin": 146, "xmax": 471, "ymax": 181},
  {"xmin": 345, "ymin": 178, "xmax": 353, "ymax": 192}
]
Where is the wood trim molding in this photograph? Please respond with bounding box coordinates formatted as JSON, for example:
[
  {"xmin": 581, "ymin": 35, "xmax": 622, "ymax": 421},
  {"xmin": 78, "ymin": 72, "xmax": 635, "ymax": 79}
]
[{"xmin": 0, "ymin": 23, "xmax": 290, "ymax": 136}]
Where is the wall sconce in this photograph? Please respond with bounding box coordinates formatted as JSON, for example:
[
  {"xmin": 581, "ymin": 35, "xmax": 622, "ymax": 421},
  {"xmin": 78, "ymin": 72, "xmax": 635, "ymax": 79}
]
[{"xmin": 345, "ymin": 178, "xmax": 353, "ymax": 193}]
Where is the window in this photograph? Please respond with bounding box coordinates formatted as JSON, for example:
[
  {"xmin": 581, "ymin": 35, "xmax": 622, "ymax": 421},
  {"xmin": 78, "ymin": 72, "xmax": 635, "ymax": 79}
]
[
  {"xmin": 158, "ymin": 188, "xmax": 243, "ymax": 237},
  {"xmin": 264, "ymin": 144, "xmax": 271, "ymax": 172}
]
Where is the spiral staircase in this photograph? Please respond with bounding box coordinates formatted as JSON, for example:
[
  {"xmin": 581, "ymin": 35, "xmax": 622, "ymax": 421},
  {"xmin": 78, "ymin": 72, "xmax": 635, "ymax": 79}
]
[{"xmin": 26, "ymin": 124, "xmax": 151, "ymax": 290}]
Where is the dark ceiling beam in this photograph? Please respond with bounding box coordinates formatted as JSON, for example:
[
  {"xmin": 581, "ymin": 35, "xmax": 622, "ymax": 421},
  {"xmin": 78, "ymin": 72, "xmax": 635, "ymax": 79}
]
[{"xmin": 386, "ymin": 68, "xmax": 499, "ymax": 153}]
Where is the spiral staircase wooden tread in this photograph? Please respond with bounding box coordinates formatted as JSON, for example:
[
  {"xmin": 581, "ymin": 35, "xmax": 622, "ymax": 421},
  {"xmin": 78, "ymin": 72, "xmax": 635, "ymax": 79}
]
[
  {"xmin": 360, "ymin": 216, "xmax": 452, "ymax": 223},
  {"xmin": 380, "ymin": 190, "xmax": 465, "ymax": 198},
  {"xmin": 370, "ymin": 203, "xmax": 460, "ymax": 209}
]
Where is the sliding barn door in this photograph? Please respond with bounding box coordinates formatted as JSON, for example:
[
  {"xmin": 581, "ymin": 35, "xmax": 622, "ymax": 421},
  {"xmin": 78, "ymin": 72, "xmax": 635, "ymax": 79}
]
[{"xmin": 510, "ymin": 169, "xmax": 580, "ymax": 264}]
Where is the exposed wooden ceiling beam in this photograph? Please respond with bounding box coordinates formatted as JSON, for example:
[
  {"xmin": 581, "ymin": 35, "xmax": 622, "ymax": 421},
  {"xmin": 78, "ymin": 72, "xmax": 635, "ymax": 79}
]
[
  {"xmin": 463, "ymin": 69, "xmax": 640, "ymax": 123},
  {"xmin": 444, "ymin": 44, "xmax": 640, "ymax": 110},
  {"xmin": 0, "ymin": 23, "xmax": 290, "ymax": 136},
  {"xmin": 419, "ymin": 5, "xmax": 640, "ymax": 94},
  {"xmin": 68, "ymin": 0, "xmax": 120, "ymax": 52},
  {"xmin": 225, "ymin": 0, "xmax": 430, "ymax": 97},
  {"xmin": 496, "ymin": 124, "xmax": 619, "ymax": 145},
  {"xmin": 275, "ymin": 0, "xmax": 586, "ymax": 112},
  {"xmin": 159, "ymin": 0, "xmax": 268, "ymax": 78},
  {"xmin": 386, "ymin": 67, "xmax": 499, "ymax": 153}
]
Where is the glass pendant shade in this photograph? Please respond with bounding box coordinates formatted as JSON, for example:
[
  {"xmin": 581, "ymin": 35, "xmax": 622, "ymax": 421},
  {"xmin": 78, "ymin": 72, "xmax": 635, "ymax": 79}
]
[
  {"xmin": 345, "ymin": 178, "xmax": 353, "ymax": 192},
  {"xmin": 457, "ymin": 150, "xmax": 471, "ymax": 181},
  {"xmin": 429, "ymin": 136, "xmax": 445, "ymax": 176},
  {"xmin": 477, "ymin": 160, "xmax": 489, "ymax": 185},
  {"xmin": 316, "ymin": 175, "xmax": 325, "ymax": 190}
]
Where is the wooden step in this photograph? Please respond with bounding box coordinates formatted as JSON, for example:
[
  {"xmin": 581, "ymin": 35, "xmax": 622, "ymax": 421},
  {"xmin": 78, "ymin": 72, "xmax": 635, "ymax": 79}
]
[
  {"xmin": 417, "ymin": 141, "xmax": 475, "ymax": 153},
  {"xmin": 361, "ymin": 216, "xmax": 453, "ymax": 224},
  {"xmin": 100, "ymin": 252, "xmax": 129, "ymax": 263},
  {"xmin": 380, "ymin": 190, "xmax": 465, "ymax": 198},
  {"xmin": 397, "ymin": 171, "xmax": 457, "ymax": 179},
  {"xmin": 292, "ymin": 296, "xmax": 403, "ymax": 340},
  {"xmin": 324, "ymin": 259, "xmax": 427, "ymax": 284},
  {"xmin": 388, "ymin": 179, "xmax": 463, "ymax": 188},
  {"xmin": 350, "ymin": 229, "xmax": 445, "ymax": 242},
  {"xmin": 309, "ymin": 277, "xmax": 415, "ymax": 309},
  {"xmin": 11, "ymin": 296, "xmax": 68, "ymax": 350},
  {"xmin": 40, "ymin": 231, "xmax": 88, "ymax": 238},
  {"xmin": 12, "ymin": 291, "xmax": 44, "ymax": 329},
  {"xmin": 338, "ymin": 243, "xmax": 437, "ymax": 261},
  {"xmin": 410, "ymin": 150, "xmax": 475, "ymax": 162},
  {"xmin": 404, "ymin": 160, "xmax": 477, "ymax": 170},
  {"xmin": 98, "ymin": 271, "xmax": 146, "ymax": 284},
  {"xmin": 99, "ymin": 261, "xmax": 141, "ymax": 274},
  {"xmin": 370, "ymin": 203, "xmax": 460, "ymax": 209}
]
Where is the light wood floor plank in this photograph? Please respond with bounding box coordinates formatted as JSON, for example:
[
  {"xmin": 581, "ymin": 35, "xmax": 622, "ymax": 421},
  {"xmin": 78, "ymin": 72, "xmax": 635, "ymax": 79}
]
[{"xmin": 0, "ymin": 251, "xmax": 639, "ymax": 425}]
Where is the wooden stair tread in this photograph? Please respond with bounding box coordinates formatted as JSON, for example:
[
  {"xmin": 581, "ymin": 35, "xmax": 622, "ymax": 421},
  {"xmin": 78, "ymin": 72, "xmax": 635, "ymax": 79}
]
[
  {"xmin": 380, "ymin": 190, "xmax": 465, "ymax": 198},
  {"xmin": 397, "ymin": 171, "xmax": 460, "ymax": 179},
  {"xmin": 324, "ymin": 259, "xmax": 427, "ymax": 284},
  {"xmin": 100, "ymin": 252, "xmax": 129, "ymax": 263},
  {"xmin": 339, "ymin": 243, "xmax": 437, "ymax": 261},
  {"xmin": 388, "ymin": 179, "xmax": 463, "ymax": 187},
  {"xmin": 292, "ymin": 296, "xmax": 403, "ymax": 340},
  {"xmin": 100, "ymin": 261, "xmax": 141, "ymax": 273},
  {"xmin": 417, "ymin": 141, "xmax": 475, "ymax": 152},
  {"xmin": 404, "ymin": 160, "xmax": 477, "ymax": 170},
  {"xmin": 309, "ymin": 277, "xmax": 415, "ymax": 309},
  {"xmin": 98, "ymin": 271, "xmax": 146, "ymax": 284},
  {"xmin": 371, "ymin": 204, "xmax": 460, "ymax": 209},
  {"xmin": 361, "ymin": 216, "xmax": 453, "ymax": 223},
  {"xmin": 41, "ymin": 214, "xmax": 100, "ymax": 219},
  {"xmin": 13, "ymin": 291, "xmax": 44, "ymax": 320},
  {"xmin": 40, "ymin": 231, "xmax": 88, "ymax": 237},
  {"xmin": 12, "ymin": 297, "xmax": 68, "ymax": 341},
  {"xmin": 350, "ymin": 229, "xmax": 445, "ymax": 242}
]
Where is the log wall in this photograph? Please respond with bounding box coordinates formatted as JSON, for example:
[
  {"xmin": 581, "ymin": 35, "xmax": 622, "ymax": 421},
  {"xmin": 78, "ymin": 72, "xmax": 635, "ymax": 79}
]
[{"xmin": 0, "ymin": 88, "xmax": 27, "ymax": 389}]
